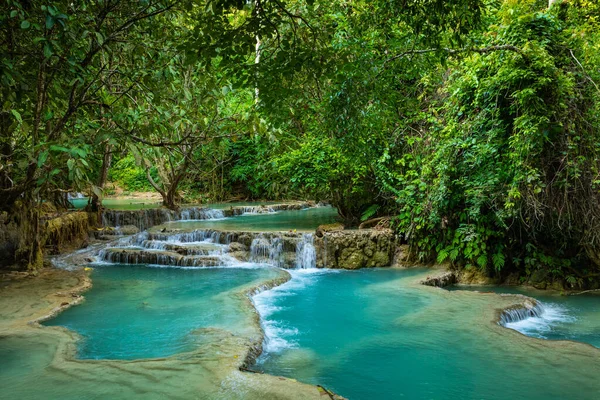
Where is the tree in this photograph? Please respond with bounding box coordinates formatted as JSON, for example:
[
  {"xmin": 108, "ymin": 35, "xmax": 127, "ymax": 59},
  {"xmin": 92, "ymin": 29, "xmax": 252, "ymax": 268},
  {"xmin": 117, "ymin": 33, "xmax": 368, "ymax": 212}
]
[{"xmin": 1, "ymin": 0, "xmax": 175, "ymax": 268}]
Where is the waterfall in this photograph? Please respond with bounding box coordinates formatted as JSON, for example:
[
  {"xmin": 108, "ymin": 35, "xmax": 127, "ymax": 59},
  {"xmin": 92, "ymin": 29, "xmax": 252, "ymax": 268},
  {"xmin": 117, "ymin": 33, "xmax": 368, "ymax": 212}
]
[
  {"xmin": 250, "ymin": 235, "xmax": 284, "ymax": 267},
  {"xmin": 499, "ymin": 301, "xmax": 545, "ymax": 325},
  {"xmin": 295, "ymin": 233, "xmax": 316, "ymax": 269},
  {"xmin": 179, "ymin": 208, "xmax": 225, "ymax": 220},
  {"xmin": 101, "ymin": 207, "xmax": 226, "ymax": 231},
  {"xmin": 241, "ymin": 205, "xmax": 276, "ymax": 214}
]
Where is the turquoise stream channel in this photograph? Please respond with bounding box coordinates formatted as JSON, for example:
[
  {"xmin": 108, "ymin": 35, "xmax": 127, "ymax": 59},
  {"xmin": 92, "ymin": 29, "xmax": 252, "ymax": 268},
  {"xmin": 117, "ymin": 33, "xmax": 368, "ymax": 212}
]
[
  {"xmin": 70, "ymin": 197, "xmax": 283, "ymax": 211},
  {"xmin": 44, "ymin": 265, "xmax": 279, "ymax": 360},
  {"xmin": 449, "ymin": 285, "xmax": 600, "ymax": 348},
  {"xmin": 25, "ymin": 207, "xmax": 600, "ymax": 399},
  {"xmin": 156, "ymin": 206, "xmax": 338, "ymax": 232},
  {"xmin": 254, "ymin": 268, "xmax": 600, "ymax": 399}
]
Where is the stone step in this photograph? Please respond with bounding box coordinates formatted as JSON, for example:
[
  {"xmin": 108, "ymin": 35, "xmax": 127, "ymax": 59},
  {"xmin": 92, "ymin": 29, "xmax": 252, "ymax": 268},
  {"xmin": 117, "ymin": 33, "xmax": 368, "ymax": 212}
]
[{"xmin": 98, "ymin": 248, "xmax": 224, "ymax": 267}]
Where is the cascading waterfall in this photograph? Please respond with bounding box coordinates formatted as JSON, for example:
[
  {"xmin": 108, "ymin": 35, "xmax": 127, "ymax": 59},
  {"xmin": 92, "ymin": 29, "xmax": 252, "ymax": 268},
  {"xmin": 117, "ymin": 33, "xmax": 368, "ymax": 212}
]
[
  {"xmin": 499, "ymin": 301, "xmax": 545, "ymax": 325},
  {"xmin": 179, "ymin": 208, "xmax": 225, "ymax": 220},
  {"xmin": 101, "ymin": 207, "xmax": 225, "ymax": 231},
  {"xmin": 241, "ymin": 206, "xmax": 276, "ymax": 214},
  {"xmin": 100, "ymin": 229, "xmax": 319, "ymax": 269},
  {"xmin": 250, "ymin": 235, "xmax": 284, "ymax": 267},
  {"xmin": 149, "ymin": 229, "xmax": 225, "ymax": 244},
  {"xmin": 295, "ymin": 233, "xmax": 316, "ymax": 269}
]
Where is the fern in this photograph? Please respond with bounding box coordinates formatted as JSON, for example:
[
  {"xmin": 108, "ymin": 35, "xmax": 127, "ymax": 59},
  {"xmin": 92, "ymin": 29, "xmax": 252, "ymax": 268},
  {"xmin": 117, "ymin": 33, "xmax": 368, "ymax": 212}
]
[{"xmin": 361, "ymin": 204, "xmax": 380, "ymax": 222}]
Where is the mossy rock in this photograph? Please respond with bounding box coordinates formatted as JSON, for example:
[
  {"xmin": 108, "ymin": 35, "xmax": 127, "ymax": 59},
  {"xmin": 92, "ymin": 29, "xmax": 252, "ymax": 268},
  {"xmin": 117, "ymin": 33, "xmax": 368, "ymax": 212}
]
[{"xmin": 315, "ymin": 223, "xmax": 344, "ymax": 237}]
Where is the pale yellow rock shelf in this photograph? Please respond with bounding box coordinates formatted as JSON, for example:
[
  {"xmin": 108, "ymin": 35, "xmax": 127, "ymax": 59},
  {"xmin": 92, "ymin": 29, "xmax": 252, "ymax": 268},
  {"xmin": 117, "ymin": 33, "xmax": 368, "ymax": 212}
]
[{"xmin": 0, "ymin": 268, "xmax": 342, "ymax": 400}]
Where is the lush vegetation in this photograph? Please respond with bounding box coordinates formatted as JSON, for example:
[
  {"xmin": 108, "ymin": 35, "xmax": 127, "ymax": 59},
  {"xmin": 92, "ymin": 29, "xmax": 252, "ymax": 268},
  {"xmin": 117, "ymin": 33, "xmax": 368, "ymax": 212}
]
[{"xmin": 2, "ymin": 0, "xmax": 600, "ymax": 285}]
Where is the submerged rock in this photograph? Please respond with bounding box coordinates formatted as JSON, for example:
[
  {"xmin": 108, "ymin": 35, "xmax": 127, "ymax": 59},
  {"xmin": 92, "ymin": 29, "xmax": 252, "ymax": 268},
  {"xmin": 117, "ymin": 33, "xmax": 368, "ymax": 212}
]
[{"xmin": 421, "ymin": 271, "xmax": 457, "ymax": 288}]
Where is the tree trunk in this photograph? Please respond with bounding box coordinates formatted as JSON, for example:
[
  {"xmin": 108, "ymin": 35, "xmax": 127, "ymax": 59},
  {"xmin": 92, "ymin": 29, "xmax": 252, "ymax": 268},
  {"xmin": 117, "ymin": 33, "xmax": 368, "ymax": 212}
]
[
  {"xmin": 91, "ymin": 142, "xmax": 112, "ymax": 212},
  {"xmin": 146, "ymin": 167, "xmax": 181, "ymax": 211},
  {"xmin": 163, "ymin": 187, "xmax": 179, "ymax": 211},
  {"xmin": 13, "ymin": 199, "xmax": 44, "ymax": 270}
]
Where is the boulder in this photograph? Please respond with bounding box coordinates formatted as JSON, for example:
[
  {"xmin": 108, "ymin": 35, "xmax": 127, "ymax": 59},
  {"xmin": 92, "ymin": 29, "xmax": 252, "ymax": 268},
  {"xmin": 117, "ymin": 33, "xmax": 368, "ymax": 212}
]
[
  {"xmin": 421, "ymin": 272, "xmax": 457, "ymax": 288},
  {"xmin": 315, "ymin": 223, "xmax": 345, "ymax": 238},
  {"xmin": 228, "ymin": 242, "xmax": 248, "ymax": 252},
  {"xmin": 314, "ymin": 229, "xmax": 397, "ymax": 269}
]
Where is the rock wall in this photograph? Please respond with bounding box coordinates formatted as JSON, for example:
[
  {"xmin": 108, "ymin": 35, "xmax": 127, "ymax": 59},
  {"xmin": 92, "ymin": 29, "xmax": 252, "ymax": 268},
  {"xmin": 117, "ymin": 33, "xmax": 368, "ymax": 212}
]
[
  {"xmin": 0, "ymin": 211, "xmax": 91, "ymax": 268},
  {"xmin": 314, "ymin": 229, "xmax": 397, "ymax": 269},
  {"xmin": 43, "ymin": 212, "xmax": 90, "ymax": 254}
]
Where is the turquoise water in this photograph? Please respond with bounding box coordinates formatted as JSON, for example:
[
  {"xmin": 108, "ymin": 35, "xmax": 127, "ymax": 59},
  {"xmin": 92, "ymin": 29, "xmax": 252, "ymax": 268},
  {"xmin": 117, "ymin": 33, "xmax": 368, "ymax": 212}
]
[
  {"xmin": 71, "ymin": 198, "xmax": 284, "ymax": 210},
  {"xmin": 15, "ymin": 205, "xmax": 600, "ymax": 399},
  {"xmin": 449, "ymin": 285, "xmax": 600, "ymax": 347},
  {"xmin": 71, "ymin": 197, "xmax": 162, "ymax": 210},
  {"xmin": 254, "ymin": 268, "xmax": 600, "ymax": 400},
  {"xmin": 158, "ymin": 206, "xmax": 339, "ymax": 232},
  {"xmin": 44, "ymin": 264, "xmax": 278, "ymax": 359}
]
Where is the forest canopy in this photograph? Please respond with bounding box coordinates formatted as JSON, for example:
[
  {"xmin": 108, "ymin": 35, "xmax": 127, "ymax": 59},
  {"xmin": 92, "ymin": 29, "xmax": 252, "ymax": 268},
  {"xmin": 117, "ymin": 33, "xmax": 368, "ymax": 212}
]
[{"xmin": 3, "ymin": 0, "xmax": 600, "ymax": 285}]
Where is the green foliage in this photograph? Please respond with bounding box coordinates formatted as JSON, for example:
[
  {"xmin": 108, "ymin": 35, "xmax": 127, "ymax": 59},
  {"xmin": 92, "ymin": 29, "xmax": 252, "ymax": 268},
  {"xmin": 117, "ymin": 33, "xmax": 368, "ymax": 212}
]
[
  {"xmin": 4, "ymin": 0, "xmax": 600, "ymax": 282},
  {"xmin": 379, "ymin": 0, "xmax": 600, "ymax": 279},
  {"xmin": 361, "ymin": 205, "xmax": 380, "ymax": 222},
  {"xmin": 109, "ymin": 155, "xmax": 157, "ymax": 192}
]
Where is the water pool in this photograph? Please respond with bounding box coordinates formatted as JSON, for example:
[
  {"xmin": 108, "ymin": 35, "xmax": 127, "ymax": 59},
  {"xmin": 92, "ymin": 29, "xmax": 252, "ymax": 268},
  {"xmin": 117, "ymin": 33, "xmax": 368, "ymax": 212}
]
[
  {"xmin": 157, "ymin": 206, "xmax": 339, "ymax": 232},
  {"xmin": 254, "ymin": 268, "xmax": 600, "ymax": 400},
  {"xmin": 70, "ymin": 197, "xmax": 162, "ymax": 210},
  {"xmin": 44, "ymin": 264, "xmax": 279, "ymax": 360}
]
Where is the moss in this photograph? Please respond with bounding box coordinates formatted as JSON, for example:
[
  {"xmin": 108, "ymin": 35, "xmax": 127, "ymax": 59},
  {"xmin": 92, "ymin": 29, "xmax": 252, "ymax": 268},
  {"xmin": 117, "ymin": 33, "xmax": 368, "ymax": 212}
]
[{"xmin": 43, "ymin": 212, "xmax": 90, "ymax": 255}]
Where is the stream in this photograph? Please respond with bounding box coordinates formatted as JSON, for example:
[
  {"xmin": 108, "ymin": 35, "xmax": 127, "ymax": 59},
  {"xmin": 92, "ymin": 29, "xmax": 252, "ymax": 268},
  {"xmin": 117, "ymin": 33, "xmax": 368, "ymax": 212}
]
[{"xmin": 2, "ymin": 203, "xmax": 600, "ymax": 399}]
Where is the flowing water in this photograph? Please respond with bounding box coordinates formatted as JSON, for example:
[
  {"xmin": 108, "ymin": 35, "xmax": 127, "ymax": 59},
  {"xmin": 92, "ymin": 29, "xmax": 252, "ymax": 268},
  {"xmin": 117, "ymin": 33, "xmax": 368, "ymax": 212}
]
[
  {"xmin": 3, "ymin": 203, "xmax": 600, "ymax": 399},
  {"xmin": 449, "ymin": 285, "xmax": 600, "ymax": 347},
  {"xmin": 254, "ymin": 268, "xmax": 600, "ymax": 399},
  {"xmin": 44, "ymin": 265, "xmax": 279, "ymax": 360},
  {"xmin": 70, "ymin": 197, "xmax": 162, "ymax": 210},
  {"xmin": 158, "ymin": 206, "xmax": 338, "ymax": 232}
]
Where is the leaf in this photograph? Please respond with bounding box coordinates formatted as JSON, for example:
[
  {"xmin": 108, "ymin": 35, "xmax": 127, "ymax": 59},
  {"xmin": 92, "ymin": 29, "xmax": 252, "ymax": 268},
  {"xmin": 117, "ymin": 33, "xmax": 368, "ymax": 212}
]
[
  {"xmin": 50, "ymin": 145, "xmax": 70, "ymax": 152},
  {"xmin": 437, "ymin": 249, "xmax": 449, "ymax": 263},
  {"xmin": 43, "ymin": 43, "xmax": 53, "ymax": 58},
  {"xmin": 360, "ymin": 204, "xmax": 380, "ymax": 222},
  {"xmin": 21, "ymin": 20, "xmax": 30, "ymax": 29},
  {"xmin": 67, "ymin": 159, "xmax": 75, "ymax": 170},
  {"xmin": 11, "ymin": 110, "xmax": 22, "ymax": 123},
  {"xmin": 37, "ymin": 151, "xmax": 49, "ymax": 168},
  {"xmin": 91, "ymin": 185, "xmax": 103, "ymax": 197},
  {"xmin": 46, "ymin": 15, "xmax": 54, "ymax": 29}
]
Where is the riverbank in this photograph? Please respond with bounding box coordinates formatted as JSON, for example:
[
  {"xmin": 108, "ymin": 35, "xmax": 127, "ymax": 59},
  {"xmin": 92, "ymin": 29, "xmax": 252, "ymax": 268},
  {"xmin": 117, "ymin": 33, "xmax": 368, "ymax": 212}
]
[
  {"xmin": 0, "ymin": 266, "xmax": 342, "ymax": 399},
  {"xmin": 253, "ymin": 266, "xmax": 600, "ymax": 399},
  {"xmin": 3, "ymin": 252, "xmax": 600, "ymax": 399}
]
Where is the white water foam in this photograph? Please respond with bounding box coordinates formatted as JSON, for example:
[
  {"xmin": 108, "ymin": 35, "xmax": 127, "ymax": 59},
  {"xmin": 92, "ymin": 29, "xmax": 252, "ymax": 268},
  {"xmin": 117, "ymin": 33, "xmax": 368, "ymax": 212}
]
[
  {"xmin": 253, "ymin": 268, "xmax": 339, "ymax": 356},
  {"xmin": 503, "ymin": 302, "xmax": 576, "ymax": 338}
]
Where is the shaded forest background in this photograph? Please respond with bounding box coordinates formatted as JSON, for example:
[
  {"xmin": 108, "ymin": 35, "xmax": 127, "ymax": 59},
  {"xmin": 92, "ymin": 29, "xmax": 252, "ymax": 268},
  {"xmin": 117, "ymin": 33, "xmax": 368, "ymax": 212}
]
[{"xmin": 2, "ymin": 0, "xmax": 600, "ymax": 285}]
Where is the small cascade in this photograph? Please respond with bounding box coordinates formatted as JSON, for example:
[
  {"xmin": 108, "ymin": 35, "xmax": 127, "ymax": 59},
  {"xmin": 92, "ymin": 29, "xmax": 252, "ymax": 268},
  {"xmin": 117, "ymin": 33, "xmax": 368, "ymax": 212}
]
[
  {"xmin": 67, "ymin": 192, "xmax": 85, "ymax": 200},
  {"xmin": 148, "ymin": 229, "xmax": 227, "ymax": 244},
  {"xmin": 250, "ymin": 235, "xmax": 284, "ymax": 267},
  {"xmin": 179, "ymin": 208, "xmax": 225, "ymax": 220},
  {"xmin": 98, "ymin": 248, "xmax": 222, "ymax": 267},
  {"xmin": 499, "ymin": 301, "xmax": 545, "ymax": 325},
  {"xmin": 241, "ymin": 205, "xmax": 276, "ymax": 214},
  {"xmin": 295, "ymin": 233, "xmax": 316, "ymax": 269},
  {"xmin": 101, "ymin": 207, "xmax": 226, "ymax": 231}
]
